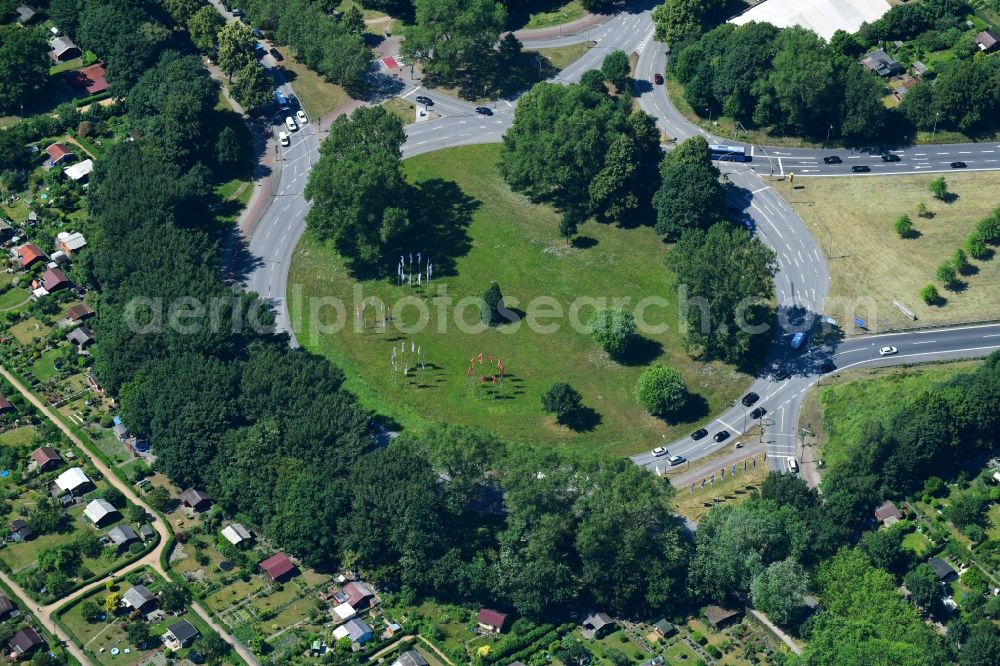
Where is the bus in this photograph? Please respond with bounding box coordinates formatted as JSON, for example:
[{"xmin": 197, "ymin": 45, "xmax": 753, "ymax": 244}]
[
  {"xmin": 274, "ymin": 89, "xmax": 290, "ymax": 110},
  {"xmin": 709, "ymin": 144, "xmax": 751, "ymax": 162}
]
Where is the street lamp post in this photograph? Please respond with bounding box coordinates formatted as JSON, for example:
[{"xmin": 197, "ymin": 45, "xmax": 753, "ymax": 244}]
[
  {"xmin": 825, "ymin": 124, "xmax": 833, "ymax": 148},
  {"xmin": 932, "ymin": 111, "xmax": 940, "ymax": 141},
  {"xmin": 706, "ymin": 107, "xmax": 713, "ymax": 124}
]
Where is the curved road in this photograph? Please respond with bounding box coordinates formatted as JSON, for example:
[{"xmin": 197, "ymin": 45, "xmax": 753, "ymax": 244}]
[{"xmin": 241, "ymin": 4, "xmax": 1000, "ymax": 479}]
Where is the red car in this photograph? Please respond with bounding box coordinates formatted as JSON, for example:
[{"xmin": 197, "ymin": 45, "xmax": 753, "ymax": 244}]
[{"xmin": 654, "ymin": 73, "xmax": 664, "ymax": 85}]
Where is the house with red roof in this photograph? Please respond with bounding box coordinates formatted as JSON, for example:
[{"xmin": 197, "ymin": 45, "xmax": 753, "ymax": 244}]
[
  {"xmin": 260, "ymin": 552, "xmax": 296, "ymax": 582},
  {"xmin": 30, "ymin": 447, "xmax": 61, "ymax": 471},
  {"xmin": 0, "ymin": 396, "xmax": 13, "ymax": 414},
  {"xmin": 64, "ymin": 63, "xmax": 109, "ymax": 96},
  {"xmin": 40, "ymin": 266, "xmax": 70, "ymax": 292},
  {"xmin": 477, "ymin": 608, "xmax": 507, "ymax": 634},
  {"xmin": 46, "ymin": 143, "xmax": 75, "ymax": 166},
  {"xmin": 15, "ymin": 243, "xmax": 45, "ymax": 269}
]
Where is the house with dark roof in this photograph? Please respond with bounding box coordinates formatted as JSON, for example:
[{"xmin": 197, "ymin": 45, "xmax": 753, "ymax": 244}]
[
  {"xmin": 163, "ymin": 619, "xmax": 199, "ymax": 650},
  {"xmin": 179, "ymin": 488, "xmax": 212, "ymax": 512},
  {"xmin": 912, "ymin": 61, "xmax": 928, "ymax": 77},
  {"xmin": 15, "ymin": 4, "xmax": 38, "ymax": 25},
  {"xmin": 139, "ymin": 524, "xmax": 154, "ymax": 542},
  {"xmin": 10, "ymin": 519, "xmax": 32, "ymax": 542},
  {"xmin": 392, "ymin": 650, "xmax": 429, "ymax": 666},
  {"xmin": 16, "ymin": 243, "xmax": 45, "ymax": 269},
  {"xmin": 260, "ymin": 552, "xmax": 296, "ymax": 581},
  {"xmin": 106, "ymin": 524, "xmax": 139, "ymax": 550},
  {"xmin": 41, "ymin": 266, "xmax": 70, "ymax": 292},
  {"xmin": 67, "ymin": 326, "xmax": 95, "ymax": 349},
  {"xmin": 64, "ymin": 63, "xmax": 109, "ymax": 96},
  {"xmin": 30, "ymin": 446, "xmax": 61, "ymax": 471},
  {"xmin": 581, "ymin": 612, "xmax": 615, "ymax": 639},
  {"xmin": 654, "ymin": 619, "xmax": 676, "ymax": 638},
  {"xmin": 49, "ymin": 36, "xmax": 80, "ymax": 61},
  {"xmin": 928, "ymin": 557, "xmax": 957, "ymax": 581},
  {"xmin": 976, "ymin": 29, "xmax": 999, "ymax": 53},
  {"xmin": 477, "ymin": 608, "xmax": 507, "ymax": 634},
  {"xmin": 861, "ymin": 49, "xmax": 904, "ymax": 77},
  {"xmin": 46, "ymin": 143, "xmax": 75, "ymax": 167},
  {"xmin": 339, "ymin": 581, "xmax": 375, "ymax": 609},
  {"xmin": 221, "ymin": 523, "xmax": 252, "ymax": 547},
  {"xmin": 67, "ymin": 303, "xmax": 95, "ymax": 321},
  {"xmin": 0, "ymin": 396, "xmax": 13, "ymax": 414},
  {"xmin": 121, "ymin": 585, "xmax": 157, "ymax": 613},
  {"xmin": 703, "ymin": 605, "xmax": 742, "ymax": 628},
  {"xmin": 874, "ymin": 500, "xmax": 903, "ymax": 525},
  {"xmin": 8, "ymin": 627, "xmax": 44, "ymax": 658},
  {"xmin": 0, "ymin": 594, "xmax": 14, "ymax": 620}
]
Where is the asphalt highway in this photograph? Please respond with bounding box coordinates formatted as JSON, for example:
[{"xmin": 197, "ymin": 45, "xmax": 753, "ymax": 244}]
[{"xmin": 237, "ymin": 3, "xmax": 1000, "ymax": 478}]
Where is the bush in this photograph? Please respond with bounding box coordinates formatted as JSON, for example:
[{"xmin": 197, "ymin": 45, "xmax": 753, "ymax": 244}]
[
  {"xmin": 894, "ymin": 214, "xmax": 914, "ymax": 238},
  {"xmin": 706, "ymin": 644, "xmax": 722, "ymax": 659},
  {"xmin": 690, "ymin": 631, "xmax": 705, "ymax": 644},
  {"xmin": 929, "ymin": 176, "xmax": 948, "ymax": 200},
  {"xmin": 936, "ymin": 262, "xmax": 958, "ymax": 289},
  {"xmin": 916, "ymin": 201, "xmax": 932, "ymax": 218},
  {"xmin": 976, "ymin": 210, "xmax": 1000, "ymax": 245},
  {"xmin": 480, "ymin": 282, "xmax": 506, "ymax": 326},
  {"xmin": 964, "ymin": 233, "xmax": 989, "ymax": 259},
  {"xmin": 541, "ymin": 382, "xmax": 583, "ymax": 423},
  {"xmin": 952, "ymin": 248, "xmax": 970, "ymax": 275},
  {"xmin": 920, "ymin": 283, "xmax": 941, "ymax": 305},
  {"xmin": 635, "ymin": 364, "xmax": 687, "ymax": 416},
  {"xmin": 587, "ymin": 308, "xmax": 636, "ymax": 357}
]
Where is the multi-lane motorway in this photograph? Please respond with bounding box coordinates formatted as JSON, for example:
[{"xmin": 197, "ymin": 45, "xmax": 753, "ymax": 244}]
[{"xmin": 238, "ymin": 2, "xmax": 1000, "ymax": 479}]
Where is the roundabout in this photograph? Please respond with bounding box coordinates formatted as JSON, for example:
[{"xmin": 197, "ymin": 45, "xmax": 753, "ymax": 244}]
[{"xmin": 241, "ymin": 2, "xmax": 1000, "ymax": 481}]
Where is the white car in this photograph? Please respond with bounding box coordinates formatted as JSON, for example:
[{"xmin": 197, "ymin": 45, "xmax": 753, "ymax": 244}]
[
  {"xmin": 667, "ymin": 455, "xmax": 686, "ymax": 466},
  {"xmin": 285, "ymin": 116, "xmax": 298, "ymax": 132},
  {"xmin": 879, "ymin": 346, "xmax": 898, "ymax": 356},
  {"xmin": 296, "ymin": 109, "xmax": 308, "ymax": 124},
  {"xmin": 278, "ymin": 131, "xmax": 289, "ymax": 146},
  {"xmin": 652, "ymin": 446, "xmax": 667, "ymax": 457}
]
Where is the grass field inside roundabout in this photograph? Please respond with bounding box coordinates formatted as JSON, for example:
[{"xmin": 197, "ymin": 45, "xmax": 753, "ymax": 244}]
[{"xmin": 288, "ymin": 144, "xmax": 755, "ymax": 456}]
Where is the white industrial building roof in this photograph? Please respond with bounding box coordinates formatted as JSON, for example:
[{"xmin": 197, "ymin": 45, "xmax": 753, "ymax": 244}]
[
  {"xmin": 730, "ymin": 0, "xmax": 892, "ymax": 40},
  {"xmin": 55, "ymin": 467, "xmax": 91, "ymax": 492},
  {"xmin": 63, "ymin": 159, "xmax": 93, "ymax": 181}
]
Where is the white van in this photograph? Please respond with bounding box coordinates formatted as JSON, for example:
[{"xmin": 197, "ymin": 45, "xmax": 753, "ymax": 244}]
[
  {"xmin": 278, "ymin": 131, "xmax": 289, "ymax": 147},
  {"xmin": 787, "ymin": 457, "xmax": 799, "ymax": 473},
  {"xmin": 285, "ymin": 116, "xmax": 298, "ymax": 132}
]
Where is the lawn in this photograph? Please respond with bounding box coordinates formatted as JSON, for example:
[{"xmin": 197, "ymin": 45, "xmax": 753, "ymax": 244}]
[
  {"xmin": 672, "ymin": 459, "xmax": 768, "ymax": 522},
  {"xmin": 9, "ymin": 318, "xmax": 50, "ymax": 345},
  {"xmin": 288, "ymin": 144, "xmax": 754, "ymax": 456},
  {"xmin": 809, "ymin": 362, "xmax": 980, "ymax": 467},
  {"xmin": 31, "ymin": 348, "xmax": 62, "ymax": 382},
  {"xmin": 0, "ymin": 283, "xmax": 29, "ymax": 311},
  {"xmin": 587, "ymin": 629, "xmax": 651, "ymax": 663},
  {"xmin": 902, "ymin": 530, "xmax": 933, "ymax": 557},
  {"xmin": 528, "ymin": 41, "xmax": 595, "ymax": 70},
  {"xmin": 510, "ymin": 1, "xmax": 588, "ymax": 30},
  {"xmin": 772, "ymin": 173, "xmax": 1000, "ymax": 330},
  {"xmin": 274, "ymin": 46, "xmax": 352, "ymax": 120},
  {"xmin": 0, "ymin": 426, "xmax": 36, "ymax": 447},
  {"xmin": 987, "ymin": 504, "xmax": 1000, "ymax": 541},
  {"xmin": 382, "ymin": 97, "xmax": 416, "ymax": 125}
]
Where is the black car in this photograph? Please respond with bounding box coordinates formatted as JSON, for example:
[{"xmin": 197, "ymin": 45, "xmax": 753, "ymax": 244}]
[
  {"xmin": 819, "ymin": 359, "xmax": 836, "ymax": 374},
  {"xmin": 415, "ymin": 95, "xmax": 433, "ymax": 106},
  {"xmin": 852, "ymin": 165, "xmax": 871, "ymax": 173},
  {"xmin": 269, "ymin": 48, "xmax": 284, "ymax": 61},
  {"xmin": 475, "ymin": 106, "xmax": 493, "ymax": 116},
  {"xmin": 741, "ymin": 392, "xmax": 760, "ymax": 407},
  {"xmin": 691, "ymin": 428, "xmax": 708, "ymax": 441},
  {"xmin": 823, "ymin": 156, "xmax": 842, "ymax": 164},
  {"xmin": 881, "ymin": 153, "xmax": 901, "ymax": 162},
  {"xmin": 713, "ymin": 430, "xmax": 731, "ymax": 442},
  {"xmin": 951, "ymin": 161, "xmax": 967, "ymax": 169},
  {"xmin": 252, "ymin": 27, "xmax": 264, "ymax": 39},
  {"xmin": 774, "ymin": 367, "xmax": 790, "ymax": 380},
  {"xmin": 231, "ymin": 7, "xmax": 244, "ymax": 17},
  {"xmin": 750, "ymin": 407, "xmax": 767, "ymax": 420}
]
